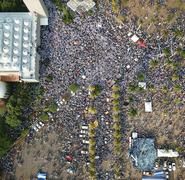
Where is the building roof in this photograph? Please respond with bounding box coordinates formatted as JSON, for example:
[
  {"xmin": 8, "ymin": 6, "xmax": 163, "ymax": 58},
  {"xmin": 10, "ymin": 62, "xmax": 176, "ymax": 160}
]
[
  {"xmin": 130, "ymin": 138, "xmax": 157, "ymax": 171},
  {"xmin": 67, "ymin": 0, "xmax": 95, "ymax": 13},
  {"xmin": 0, "ymin": 12, "xmax": 39, "ymax": 82}
]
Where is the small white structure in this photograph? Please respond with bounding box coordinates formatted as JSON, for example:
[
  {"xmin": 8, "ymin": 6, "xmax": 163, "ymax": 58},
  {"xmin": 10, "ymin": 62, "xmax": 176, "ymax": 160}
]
[
  {"xmin": 138, "ymin": 82, "xmax": 146, "ymax": 90},
  {"xmin": 145, "ymin": 102, "xmax": 152, "ymax": 112},
  {"xmin": 0, "ymin": 81, "xmax": 8, "ymax": 99},
  {"xmin": 157, "ymin": 149, "xmax": 179, "ymax": 158},
  {"xmin": 132, "ymin": 132, "xmax": 138, "ymax": 139},
  {"xmin": 67, "ymin": 0, "xmax": 95, "ymax": 13},
  {"xmin": 130, "ymin": 34, "xmax": 140, "ymax": 43}
]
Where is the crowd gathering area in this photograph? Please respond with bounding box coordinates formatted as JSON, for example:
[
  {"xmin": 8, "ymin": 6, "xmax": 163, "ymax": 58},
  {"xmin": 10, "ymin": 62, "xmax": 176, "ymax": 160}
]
[{"xmin": 0, "ymin": 0, "xmax": 185, "ymax": 179}]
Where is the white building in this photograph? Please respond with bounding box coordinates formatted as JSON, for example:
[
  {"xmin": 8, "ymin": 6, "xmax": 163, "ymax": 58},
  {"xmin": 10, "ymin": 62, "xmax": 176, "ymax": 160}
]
[{"xmin": 0, "ymin": 0, "xmax": 48, "ymax": 83}]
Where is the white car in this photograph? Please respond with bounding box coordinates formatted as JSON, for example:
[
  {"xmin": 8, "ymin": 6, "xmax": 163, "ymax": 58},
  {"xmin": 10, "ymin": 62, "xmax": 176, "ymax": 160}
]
[
  {"xmin": 38, "ymin": 121, "xmax": 44, "ymax": 127},
  {"xmin": 172, "ymin": 162, "xmax": 176, "ymax": 171},
  {"xmin": 81, "ymin": 125, "xmax": 88, "ymax": 130},
  {"xmin": 165, "ymin": 171, "xmax": 169, "ymax": 179},
  {"xmin": 163, "ymin": 161, "xmax": 167, "ymax": 170},
  {"xmin": 35, "ymin": 123, "xmax": 42, "ymax": 129},
  {"xmin": 81, "ymin": 150, "xmax": 88, "ymax": 155},
  {"xmin": 79, "ymin": 134, "xmax": 86, "ymax": 138},
  {"xmin": 168, "ymin": 163, "xmax": 172, "ymax": 171},
  {"xmin": 80, "ymin": 130, "xmax": 88, "ymax": 134},
  {"xmin": 32, "ymin": 126, "xmax": 39, "ymax": 132},
  {"xmin": 82, "ymin": 140, "xmax": 89, "ymax": 144}
]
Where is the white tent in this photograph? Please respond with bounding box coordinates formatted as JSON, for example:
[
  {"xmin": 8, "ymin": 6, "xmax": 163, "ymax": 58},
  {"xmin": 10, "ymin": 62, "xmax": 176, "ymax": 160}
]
[
  {"xmin": 157, "ymin": 149, "xmax": 179, "ymax": 158},
  {"xmin": 145, "ymin": 102, "xmax": 152, "ymax": 112},
  {"xmin": 67, "ymin": 0, "xmax": 95, "ymax": 13}
]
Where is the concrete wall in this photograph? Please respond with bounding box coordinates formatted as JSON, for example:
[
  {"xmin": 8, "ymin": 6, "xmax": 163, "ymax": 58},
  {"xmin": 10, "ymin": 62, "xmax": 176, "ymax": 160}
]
[{"xmin": 23, "ymin": 0, "xmax": 48, "ymax": 25}]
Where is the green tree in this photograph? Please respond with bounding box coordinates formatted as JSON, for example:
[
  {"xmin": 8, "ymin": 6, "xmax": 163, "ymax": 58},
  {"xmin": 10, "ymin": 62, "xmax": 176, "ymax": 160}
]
[
  {"xmin": 88, "ymin": 107, "xmax": 97, "ymax": 115},
  {"xmin": 149, "ymin": 59, "xmax": 158, "ymax": 68},
  {"xmin": 69, "ymin": 83, "xmax": 80, "ymax": 93},
  {"xmin": 171, "ymin": 73, "xmax": 179, "ymax": 81},
  {"xmin": 112, "ymin": 92, "xmax": 120, "ymax": 99},
  {"xmin": 163, "ymin": 48, "xmax": 170, "ymax": 56},
  {"xmin": 5, "ymin": 114, "xmax": 21, "ymax": 128},
  {"xmin": 137, "ymin": 72, "xmax": 145, "ymax": 81},
  {"xmin": 112, "ymin": 99, "xmax": 119, "ymax": 106},
  {"xmin": 173, "ymin": 84, "xmax": 181, "ymax": 92},
  {"xmin": 39, "ymin": 113, "xmax": 49, "ymax": 121},
  {"xmin": 128, "ymin": 108, "xmax": 138, "ymax": 117},
  {"xmin": 112, "ymin": 85, "xmax": 120, "ymax": 92}
]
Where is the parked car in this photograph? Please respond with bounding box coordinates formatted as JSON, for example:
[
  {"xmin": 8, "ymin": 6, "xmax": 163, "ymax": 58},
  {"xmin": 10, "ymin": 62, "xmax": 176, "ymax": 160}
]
[
  {"xmin": 165, "ymin": 171, "xmax": 169, "ymax": 179},
  {"xmin": 81, "ymin": 125, "xmax": 88, "ymax": 130},
  {"xmin": 79, "ymin": 134, "xmax": 86, "ymax": 138},
  {"xmin": 155, "ymin": 162, "xmax": 159, "ymax": 170},
  {"xmin": 36, "ymin": 123, "xmax": 42, "ymax": 129},
  {"xmin": 163, "ymin": 161, "xmax": 167, "ymax": 170},
  {"xmin": 82, "ymin": 140, "xmax": 89, "ymax": 144},
  {"xmin": 172, "ymin": 162, "xmax": 176, "ymax": 171},
  {"xmin": 81, "ymin": 150, "xmax": 88, "ymax": 155},
  {"xmin": 32, "ymin": 126, "xmax": 39, "ymax": 132},
  {"xmin": 80, "ymin": 130, "xmax": 88, "ymax": 134},
  {"xmin": 38, "ymin": 121, "xmax": 44, "ymax": 127},
  {"xmin": 168, "ymin": 162, "xmax": 172, "ymax": 171}
]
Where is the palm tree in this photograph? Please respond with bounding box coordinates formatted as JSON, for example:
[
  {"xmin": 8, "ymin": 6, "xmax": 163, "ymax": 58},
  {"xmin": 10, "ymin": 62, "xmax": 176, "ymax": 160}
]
[
  {"xmin": 112, "ymin": 92, "xmax": 120, "ymax": 99},
  {"xmin": 112, "ymin": 99, "xmax": 119, "ymax": 106},
  {"xmin": 112, "ymin": 85, "xmax": 120, "ymax": 92},
  {"xmin": 88, "ymin": 107, "xmax": 97, "ymax": 115}
]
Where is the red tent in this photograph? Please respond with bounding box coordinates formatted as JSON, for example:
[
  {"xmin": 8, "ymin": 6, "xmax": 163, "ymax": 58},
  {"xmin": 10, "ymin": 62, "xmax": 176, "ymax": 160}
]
[{"xmin": 136, "ymin": 39, "xmax": 147, "ymax": 48}]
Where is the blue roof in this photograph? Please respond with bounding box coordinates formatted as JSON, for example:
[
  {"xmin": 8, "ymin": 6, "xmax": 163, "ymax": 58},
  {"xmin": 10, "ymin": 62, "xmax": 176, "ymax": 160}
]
[{"xmin": 130, "ymin": 138, "xmax": 157, "ymax": 171}]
